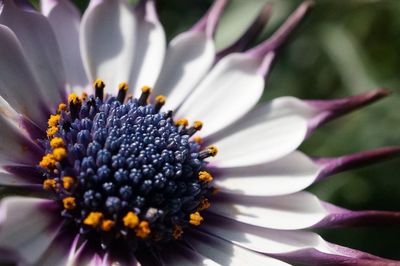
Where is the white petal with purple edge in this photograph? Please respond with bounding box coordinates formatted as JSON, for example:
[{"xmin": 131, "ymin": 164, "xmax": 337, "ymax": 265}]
[
  {"xmin": 208, "ymin": 97, "xmax": 317, "ymax": 167},
  {"xmin": 160, "ymin": 243, "xmax": 219, "ymax": 266},
  {"xmin": 0, "ymin": 25, "xmax": 50, "ymax": 125},
  {"xmin": 41, "ymin": 0, "xmax": 88, "ymax": 91},
  {"xmin": 152, "ymin": 31, "xmax": 215, "ymax": 111},
  {"xmin": 203, "ymin": 215, "xmax": 337, "ymax": 256},
  {"xmin": 0, "ymin": 197, "xmax": 60, "ymax": 265},
  {"xmin": 214, "ymin": 151, "xmax": 321, "ymax": 196},
  {"xmin": 0, "ymin": 169, "xmax": 33, "ymax": 186},
  {"xmin": 189, "ymin": 230, "xmax": 290, "ymax": 266},
  {"xmin": 210, "ymin": 191, "xmax": 328, "ymax": 230},
  {"xmin": 177, "ymin": 53, "xmax": 270, "ymax": 137},
  {"xmin": 0, "ymin": 0, "xmax": 65, "ymax": 106},
  {"xmin": 80, "ymin": 0, "xmax": 137, "ymax": 93},
  {"xmin": 131, "ymin": 0, "xmax": 166, "ymax": 95}
]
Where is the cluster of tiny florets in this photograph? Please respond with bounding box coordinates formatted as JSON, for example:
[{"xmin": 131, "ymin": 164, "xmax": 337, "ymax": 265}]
[{"xmin": 38, "ymin": 81, "xmax": 217, "ymax": 250}]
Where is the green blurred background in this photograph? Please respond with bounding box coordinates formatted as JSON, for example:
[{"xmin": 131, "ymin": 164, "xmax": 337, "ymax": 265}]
[{"xmin": 34, "ymin": 0, "xmax": 400, "ymax": 261}]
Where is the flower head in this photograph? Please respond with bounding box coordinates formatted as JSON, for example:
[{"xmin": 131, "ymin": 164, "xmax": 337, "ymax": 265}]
[{"xmin": 0, "ymin": 0, "xmax": 399, "ymax": 265}]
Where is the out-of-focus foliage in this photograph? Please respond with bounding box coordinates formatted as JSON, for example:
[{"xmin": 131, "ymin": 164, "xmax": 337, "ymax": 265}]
[{"xmin": 28, "ymin": 0, "xmax": 400, "ymax": 260}]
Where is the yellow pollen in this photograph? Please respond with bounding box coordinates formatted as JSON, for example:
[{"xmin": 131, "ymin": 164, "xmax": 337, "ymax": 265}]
[
  {"xmin": 155, "ymin": 95, "xmax": 166, "ymax": 104},
  {"xmin": 193, "ymin": 136, "xmax": 202, "ymax": 144},
  {"xmin": 193, "ymin": 121, "xmax": 203, "ymax": 130},
  {"xmin": 53, "ymin": 147, "xmax": 67, "ymax": 161},
  {"xmin": 118, "ymin": 82, "xmax": 129, "ymax": 91},
  {"xmin": 39, "ymin": 154, "xmax": 56, "ymax": 169},
  {"xmin": 173, "ymin": 225, "xmax": 184, "ymax": 239},
  {"xmin": 58, "ymin": 103, "xmax": 67, "ymax": 113},
  {"xmin": 123, "ymin": 212, "xmax": 139, "ymax": 228},
  {"xmin": 141, "ymin": 85, "xmax": 151, "ymax": 94},
  {"xmin": 101, "ymin": 219, "xmax": 115, "ymax": 231},
  {"xmin": 47, "ymin": 114, "xmax": 61, "ymax": 127},
  {"xmin": 207, "ymin": 145, "xmax": 218, "ymax": 157},
  {"xmin": 94, "ymin": 79, "xmax": 105, "ymax": 89},
  {"xmin": 68, "ymin": 93, "xmax": 80, "ymax": 105},
  {"xmin": 198, "ymin": 171, "xmax": 213, "ymax": 183},
  {"xmin": 198, "ymin": 198, "xmax": 211, "ymax": 211},
  {"xmin": 84, "ymin": 212, "xmax": 103, "ymax": 227},
  {"xmin": 62, "ymin": 176, "xmax": 74, "ymax": 189},
  {"xmin": 136, "ymin": 221, "xmax": 151, "ymax": 238},
  {"xmin": 81, "ymin": 92, "xmax": 88, "ymax": 101},
  {"xmin": 46, "ymin": 126, "xmax": 58, "ymax": 138},
  {"xmin": 50, "ymin": 137, "xmax": 64, "ymax": 149},
  {"xmin": 189, "ymin": 212, "xmax": 203, "ymax": 226},
  {"xmin": 62, "ymin": 197, "xmax": 76, "ymax": 210},
  {"xmin": 176, "ymin": 118, "xmax": 189, "ymax": 127},
  {"xmin": 43, "ymin": 179, "xmax": 56, "ymax": 190}
]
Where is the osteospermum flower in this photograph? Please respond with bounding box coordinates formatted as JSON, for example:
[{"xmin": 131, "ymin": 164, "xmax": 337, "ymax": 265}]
[{"xmin": 0, "ymin": 0, "xmax": 399, "ymax": 265}]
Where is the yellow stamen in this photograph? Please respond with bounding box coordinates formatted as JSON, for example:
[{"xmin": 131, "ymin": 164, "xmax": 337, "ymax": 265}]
[
  {"xmin": 84, "ymin": 212, "xmax": 103, "ymax": 227},
  {"xmin": 94, "ymin": 79, "xmax": 105, "ymax": 90},
  {"xmin": 101, "ymin": 219, "xmax": 115, "ymax": 231},
  {"xmin": 68, "ymin": 93, "xmax": 80, "ymax": 105},
  {"xmin": 198, "ymin": 171, "xmax": 213, "ymax": 183},
  {"xmin": 211, "ymin": 187, "xmax": 220, "ymax": 195},
  {"xmin": 62, "ymin": 176, "xmax": 74, "ymax": 189},
  {"xmin": 50, "ymin": 137, "xmax": 64, "ymax": 149},
  {"xmin": 189, "ymin": 212, "xmax": 203, "ymax": 226},
  {"xmin": 193, "ymin": 121, "xmax": 203, "ymax": 130},
  {"xmin": 118, "ymin": 82, "xmax": 129, "ymax": 91},
  {"xmin": 58, "ymin": 103, "xmax": 67, "ymax": 113},
  {"xmin": 155, "ymin": 95, "xmax": 166, "ymax": 104},
  {"xmin": 48, "ymin": 114, "xmax": 61, "ymax": 127},
  {"xmin": 193, "ymin": 136, "xmax": 202, "ymax": 144},
  {"xmin": 207, "ymin": 145, "xmax": 218, "ymax": 157},
  {"xmin": 173, "ymin": 225, "xmax": 183, "ymax": 239},
  {"xmin": 136, "ymin": 221, "xmax": 151, "ymax": 238},
  {"xmin": 81, "ymin": 92, "xmax": 88, "ymax": 101},
  {"xmin": 176, "ymin": 118, "xmax": 189, "ymax": 127},
  {"xmin": 62, "ymin": 197, "xmax": 76, "ymax": 210},
  {"xmin": 43, "ymin": 179, "xmax": 56, "ymax": 190},
  {"xmin": 198, "ymin": 198, "xmax": 210, "ymax": 211},
  {"xmin": 46, "ymin": 126, "xmax": 58, "ymax": 138},
  {"xmin": 53, "ymin": 147, "xmax": 67, "ymax": 161},
  {"xmin": 39, "ymin": 154, "xmax": 56, "ymax": 169},
  {"xmin": 141, "ymin": 85, "xmax": 151, "ymax": 94},
  {"xmin": 123, "ymin": 211, "xmax": 139, "ymax": 228}
]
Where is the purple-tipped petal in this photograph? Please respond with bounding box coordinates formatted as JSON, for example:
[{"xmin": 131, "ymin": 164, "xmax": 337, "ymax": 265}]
[
  {"xmin": 316, "ymin": 146, "xmax": 400, "ymax": 181},
  {"xmin": 315, "ymin": 202, "xmax": 400, "ymax": 228},
  {"xmin": 130, "ymin": 0, "xmax": 166, "ymax": 94},
  {"xmin": 216, "ymin": 3, "xmax": 273, "ymax": 60},
  {"xmin": 0, "ymin": 197, "xmax": 61, "ymax": 265},
  {"xmin": 41, "ymin": 0, "xmax": 88, "ymax": 92},
  {"xmin": 191, "ymin": 0, "xmax": 229, "ymax": 38},
  {"xmin": 307, "ymin": 88, "xmax": 390, "ymax": 133},
  {"xmin": 246, "ymin": 1, "xmax": 314, "ymax": 58},
  {"xmin": 202, "ymin": 215, "xmax": 398, "ymax": 265},
  {"xmin": 0, "ymin": 0, "xmax": 66, "ymax": 107}
]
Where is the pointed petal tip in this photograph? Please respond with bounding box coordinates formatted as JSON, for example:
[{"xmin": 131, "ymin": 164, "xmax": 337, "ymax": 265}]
[
  {"xmin": 316, "ymin": 146, "xmax": 400, "ymax": 180},
  {"xmin": 191, "ymin": 0, "xmax": 229, "ymax": 38}
]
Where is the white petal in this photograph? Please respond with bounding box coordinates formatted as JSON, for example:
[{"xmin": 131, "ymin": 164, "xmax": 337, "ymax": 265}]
[
  {"xmin": 214, "ymin": 151, "xmax": 321, "ymax": 196},
  {"xmin": 0, "ymin": 169, "xmax": 33, "ymax": 186},
  {"xmin": 131, "ymin": 0, "xmax": 166, "ymax": 94},
  {"xmin": 209, "ymin": 97, "xmax": 317, "ymax": 168},
  {"xmin": 0, "ymin": 0, "xmax": 65, "ymax": 106},
  {"xmin": 210, "ymin": 191, "xmax": 328, "ymax": 230},
  {"xmin": 176, "ymin": 53, "xmax": 268, "ymax": 137},
  {"xmin": 202, "ymin": 215, "xmax": 336, "ymax": 255},
  {"xmin": 41, "ymin": 0, "xmax": 88, "ymax": 91},
  {"xmin": 0, "ymin": 25, "xmax": 51, "ymax": 125},
  {"xmin": 80, "ymin": 0, "xmax": 137, "ymax": 93},
  {"xmin": 0, "ymin": 197, "xmax": 60, "ymax": 265},
  {"xmin": 160, "ymin": 243, "xmax": 219, "ymax": 266},
  {"xmin": 0, "ymin": 96, "xmax": 41, "ymax": 166},
  {"xmin": 153, "ymin": 31, "xmax": 215, "ymax": 110},
  {"xmin": 189, "ymin": 230, "xmax": 290, "ymax": 266}
]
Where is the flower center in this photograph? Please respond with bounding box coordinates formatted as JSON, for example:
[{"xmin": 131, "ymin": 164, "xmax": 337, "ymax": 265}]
[{"xmin": 38, "ymin": 80, "xmax": 217, "ymax": 250}]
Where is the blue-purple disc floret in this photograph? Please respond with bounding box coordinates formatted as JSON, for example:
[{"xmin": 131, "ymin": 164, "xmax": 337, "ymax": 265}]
[{"xmin": 38, "ymin": 86, "xmax": 216, "ymax": 250}]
